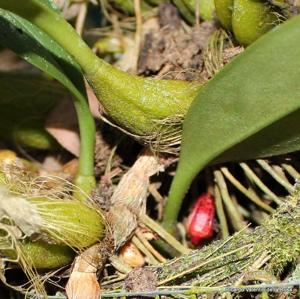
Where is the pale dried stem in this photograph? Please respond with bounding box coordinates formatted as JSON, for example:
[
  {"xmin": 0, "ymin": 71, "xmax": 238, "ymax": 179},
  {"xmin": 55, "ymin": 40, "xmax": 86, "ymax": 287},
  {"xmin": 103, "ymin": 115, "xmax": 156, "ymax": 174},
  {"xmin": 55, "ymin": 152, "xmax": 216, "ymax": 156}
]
[
  {"xmin": 220, "ymin": 167, "xmax": 274, "ymax": 213},
  {"xmin": 281, "ymin": 163, "xmax": 300, "ymax": 180},
  {"xmin": 272, "ymin": 164, "xmax": 289, "ymax": 181},
  {"xmin": 140, "ymin": 214, "xmax": 190, "ymax": 255},
  {"xmin": 214, "ymin": 170, "xmax": 247, "ymax": 231},
  {"xmin": 132, "ymin": 236, "xmax": 160, "ymax": 265},
  {"xmin": 148, "ymin": 183, "xmax": 164, "ymax": 221},
  {"xmin": 240, "ymin": 163, "xmax": 281, "ymax": 204},
  {"xmin": 257, "ymin": 160, "xmax": 294, "ymax": 193},
  {"xmin": 135, "ymin": 228, "xmax": 166, "ymax": 263},
  {"xmin": 214, "ymin": 184, "xmax": 229, "ymax": 239},
  {"xmin": 75, "ymin": 1, "xmax": 88, "ymax": 35},
  {"xmin": 109, "ymin": 255, "xmax": 132, "ymax": 274}
]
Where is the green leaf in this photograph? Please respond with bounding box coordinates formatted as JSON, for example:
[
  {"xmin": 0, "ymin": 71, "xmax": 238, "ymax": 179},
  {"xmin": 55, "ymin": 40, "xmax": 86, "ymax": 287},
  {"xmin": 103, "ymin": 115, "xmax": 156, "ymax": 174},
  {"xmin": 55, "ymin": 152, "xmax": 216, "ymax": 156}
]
[
  {"xmin": 164, "ymin": 15, "xmax": 300, "ymax": 228},
  {"xmin": 213, "ymin": 109, "xmax": 300, "ymax": 164},
  {"xmin": 0, "ymin": 9, "xmax": 96, "ymax": 190},
  {"xmin": 0, "ymin": 9, "xmax": 86, "ymax": 99},
  {"xmin": 0, "ymin": 72, "xmax": 65, "ymax": 149}
]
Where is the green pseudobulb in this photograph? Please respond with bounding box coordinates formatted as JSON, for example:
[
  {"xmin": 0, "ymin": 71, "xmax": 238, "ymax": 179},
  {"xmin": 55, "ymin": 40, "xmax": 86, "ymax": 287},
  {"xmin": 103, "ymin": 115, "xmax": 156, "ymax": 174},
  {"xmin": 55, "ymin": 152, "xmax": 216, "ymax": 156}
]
[
  {"xmin": 0, "ymin": 188, "xmax": 106, "ymax": 269},
  {"xmin": 232, "ymin": 0, "xmax": 278, "ymax": 46},
  {"xmin": 215, "ymin": 0, "xmax": 280, "ymax": 46},
  {"xmin": 86, "ymin": 61, "xmax": 200, "ymax": 136},
  {"xmin": 215, "ymin": 0, "xmax": 233, "ymax": 29}
]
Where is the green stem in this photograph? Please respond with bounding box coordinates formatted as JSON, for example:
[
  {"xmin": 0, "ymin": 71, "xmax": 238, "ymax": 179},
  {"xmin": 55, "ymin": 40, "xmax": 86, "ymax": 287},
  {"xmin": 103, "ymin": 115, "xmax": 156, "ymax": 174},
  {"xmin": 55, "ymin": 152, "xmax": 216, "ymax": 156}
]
[
  {"xmin": 72, "ymin": 94, "xmax": 96, "ymax": 198},
  {"xmin": 0, "ymin": 1, "xmax": 97, "ymax": 195},
  {"xmin": 161, "ymin": 166, "xmax": 194, "ymax": 232},
  {"xmin": 161, "ymin": 195, "xmax": 183, "ymax": 233}
]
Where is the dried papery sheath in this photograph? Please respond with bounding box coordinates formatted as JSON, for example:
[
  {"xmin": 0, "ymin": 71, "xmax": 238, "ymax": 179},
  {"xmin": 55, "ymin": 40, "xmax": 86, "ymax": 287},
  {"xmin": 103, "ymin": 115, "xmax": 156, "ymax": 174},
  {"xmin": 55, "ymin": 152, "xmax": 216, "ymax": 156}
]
[
  {"xmin": 108, "ymin": 151, "xmax": 163, "ymax": 248},
  {"xmin": 0, "ymin": 187, "xmax": 43, "ymax": 238}
]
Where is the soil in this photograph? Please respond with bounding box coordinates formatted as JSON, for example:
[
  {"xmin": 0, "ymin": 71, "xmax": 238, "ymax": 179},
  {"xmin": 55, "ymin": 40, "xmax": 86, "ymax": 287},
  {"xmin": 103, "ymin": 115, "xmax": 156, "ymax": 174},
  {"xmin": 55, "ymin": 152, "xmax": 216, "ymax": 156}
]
[
  {"xmin": 138, "ymin": 3, "xmax": 216, "ymax": 80},
  {"xmin": 125, "ymin": 267, "xmax": 157, "ymax": 293}
]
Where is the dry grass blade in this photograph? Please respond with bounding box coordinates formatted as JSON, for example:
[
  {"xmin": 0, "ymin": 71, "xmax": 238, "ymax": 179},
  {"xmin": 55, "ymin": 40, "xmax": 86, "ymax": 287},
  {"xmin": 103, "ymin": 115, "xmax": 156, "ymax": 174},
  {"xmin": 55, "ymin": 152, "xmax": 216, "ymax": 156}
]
[
  {"xmin": 220, "ymin": 167, "xmax": 274, "ymax": 213},
  {"xmin": 240, "ymin": 162, "xmax": 281, "ymax": 204},
  {"xmin": 214, "ymin": 170, "xmax": 247, "ymax": 231}
]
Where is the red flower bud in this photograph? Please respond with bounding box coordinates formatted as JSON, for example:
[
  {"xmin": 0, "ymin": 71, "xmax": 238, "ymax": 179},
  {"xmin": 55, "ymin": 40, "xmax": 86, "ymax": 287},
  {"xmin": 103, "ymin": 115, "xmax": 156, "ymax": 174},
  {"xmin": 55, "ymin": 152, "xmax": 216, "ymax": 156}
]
[{"xmin": 186, "ymin": 193, "xmax": 215, "ymax": 245}]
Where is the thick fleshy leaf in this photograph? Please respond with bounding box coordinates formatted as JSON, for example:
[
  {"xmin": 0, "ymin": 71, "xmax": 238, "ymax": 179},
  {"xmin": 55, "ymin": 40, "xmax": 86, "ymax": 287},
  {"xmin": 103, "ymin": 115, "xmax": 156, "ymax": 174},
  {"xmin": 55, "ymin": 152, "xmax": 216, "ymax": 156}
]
[{"xmin": 167, "ymin": 16, "xmax": 300, "ymax": 224}]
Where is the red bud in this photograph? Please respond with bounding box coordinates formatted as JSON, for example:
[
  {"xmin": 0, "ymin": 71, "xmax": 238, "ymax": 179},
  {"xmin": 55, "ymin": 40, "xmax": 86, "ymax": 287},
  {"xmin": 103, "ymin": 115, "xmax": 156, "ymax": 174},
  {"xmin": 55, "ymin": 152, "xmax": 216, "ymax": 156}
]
[{"xmin": 186, "ymin": 193, "xmax": 215, "ymax": 245}]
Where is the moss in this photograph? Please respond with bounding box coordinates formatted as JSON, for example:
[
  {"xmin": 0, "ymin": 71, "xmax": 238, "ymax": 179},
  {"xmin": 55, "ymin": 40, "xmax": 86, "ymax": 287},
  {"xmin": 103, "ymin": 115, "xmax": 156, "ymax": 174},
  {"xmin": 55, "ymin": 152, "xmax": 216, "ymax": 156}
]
[{"xmin": 154, "ymin": 190, "xmax": 300, "ymax": 285}]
